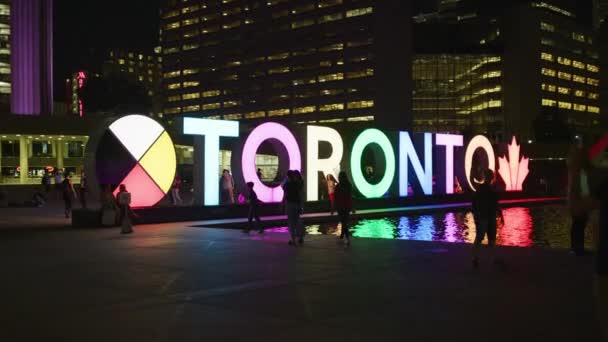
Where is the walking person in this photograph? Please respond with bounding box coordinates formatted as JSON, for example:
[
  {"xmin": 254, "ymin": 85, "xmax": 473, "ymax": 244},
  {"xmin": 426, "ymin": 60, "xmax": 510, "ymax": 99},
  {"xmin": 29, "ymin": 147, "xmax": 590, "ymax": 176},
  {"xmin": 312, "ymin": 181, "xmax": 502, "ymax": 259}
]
[
  {"xmin": 568, "ymin": 144, "xmax": 592, "ymax": 256},
  {"xmin": 79, "ymin": 171, "xmax": 88, "ymax": 209},
  {"xmin": 257, "ymin": 168, "xmax": 263, "ymax": 181},
  {"xmin": 245, "ymin": 182, "xmax": 263, "ymax": 234},
  {"xmin": 117, "ymin": 184, "xmax": 133, "ymax": 234},
  {"xmin": 471, "ymin": 169, "xmax": 504, "ymax": 269},
  {"xmin": 326, "ymin": 174, "xmax": 338, "ymax": 215},
  {"xmin": 221, "ymin": 169, "xmax": 235, "ymax": 204},
  {"xmin": 62, "ymin": 173, "xmax": 77, "ymax": 218},
  {"xmin": 54, "ymin": 169, "xmax": 63, "ymax": 199},
  {"xmin": 285, "ymin": 170, "xmax": 304, "ymax": 246},
  {"xmin": 41, "ymin": 171, "xmax": 51, "ymax": 194},
  {"xmin": 334, "ymin": 171, "xmax": 354, "ymax": 246},
  {"xmin": 171, "ymin": 174, "xmax": 182, "ymax": 205}
]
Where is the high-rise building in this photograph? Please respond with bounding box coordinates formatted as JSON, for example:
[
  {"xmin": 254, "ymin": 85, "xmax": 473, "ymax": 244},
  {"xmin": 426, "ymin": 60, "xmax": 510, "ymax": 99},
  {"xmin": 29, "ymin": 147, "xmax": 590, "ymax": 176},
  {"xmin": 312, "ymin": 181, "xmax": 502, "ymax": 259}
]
[
  {"xmin": 103, "ymin": 49, "xmax": 164, "ymax": 115},
  {"xmin": 10, "ymin": 0, "xmax": 53, "ymax": 115},
  {"xmin": 0, "ymin": 0, "xmax": 10, "ymax": 110},
  {"xmin": 413, "ymin": 0, "xmax": 602, "ymax": 142},
  {"xmin": 160, "ymin": 0, "xmax": 412, "ymax": 130}
]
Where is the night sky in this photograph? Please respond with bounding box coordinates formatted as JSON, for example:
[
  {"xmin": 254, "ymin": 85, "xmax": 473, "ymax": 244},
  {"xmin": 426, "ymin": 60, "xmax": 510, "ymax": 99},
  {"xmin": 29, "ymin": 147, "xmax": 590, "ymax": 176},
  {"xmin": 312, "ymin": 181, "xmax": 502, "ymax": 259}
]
[
  {"xmin": 53, "ymin": 0, "xmax": 437, "ymax": 101},
  {"xmin": 54, "ymin": 0, "xmax": 163, "ymax": 101}
]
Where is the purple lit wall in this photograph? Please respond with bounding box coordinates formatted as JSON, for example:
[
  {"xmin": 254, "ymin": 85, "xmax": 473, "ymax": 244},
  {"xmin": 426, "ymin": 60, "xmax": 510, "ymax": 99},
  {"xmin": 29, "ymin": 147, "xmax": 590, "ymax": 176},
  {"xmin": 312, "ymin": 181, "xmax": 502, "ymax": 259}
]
[{"xmin": 10, "ymin": 0, "xmax": 54, "ymax": 115}]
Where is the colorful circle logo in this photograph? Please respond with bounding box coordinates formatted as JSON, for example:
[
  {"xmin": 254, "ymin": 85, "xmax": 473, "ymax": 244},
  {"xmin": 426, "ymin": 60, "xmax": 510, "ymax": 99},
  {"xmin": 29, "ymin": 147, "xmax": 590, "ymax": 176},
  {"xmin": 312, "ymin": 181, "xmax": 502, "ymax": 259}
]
[{"xmin": 95, "ymin": 115, "xmax": 176, "ymax": 207}]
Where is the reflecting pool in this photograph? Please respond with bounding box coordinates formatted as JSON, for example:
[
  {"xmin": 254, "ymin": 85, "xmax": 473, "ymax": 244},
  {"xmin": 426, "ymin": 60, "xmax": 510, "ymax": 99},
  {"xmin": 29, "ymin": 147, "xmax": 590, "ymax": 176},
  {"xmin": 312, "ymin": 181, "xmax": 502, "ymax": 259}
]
[{"xmin": 266, "ymin": 205, "xmax": 597, "ymax": 248}]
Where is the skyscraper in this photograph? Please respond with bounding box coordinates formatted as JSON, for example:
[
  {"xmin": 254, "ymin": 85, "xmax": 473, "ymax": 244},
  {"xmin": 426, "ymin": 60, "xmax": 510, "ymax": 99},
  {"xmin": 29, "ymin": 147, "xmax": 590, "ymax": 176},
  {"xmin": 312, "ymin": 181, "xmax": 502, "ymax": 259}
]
[
  {"xmin": 413, "ymin": 0, "xmax": 601, "ymax": 142},
  {"xmin": 0, "ymin": 0, "xmax": 10, "ymax": 110},
  {"xmin": 10, "ymin": 0, "xmax": 53, "ymax": 115},
  {"xmin": 160, "ymin": 0, "xmax": 412, "ymax": 130}
]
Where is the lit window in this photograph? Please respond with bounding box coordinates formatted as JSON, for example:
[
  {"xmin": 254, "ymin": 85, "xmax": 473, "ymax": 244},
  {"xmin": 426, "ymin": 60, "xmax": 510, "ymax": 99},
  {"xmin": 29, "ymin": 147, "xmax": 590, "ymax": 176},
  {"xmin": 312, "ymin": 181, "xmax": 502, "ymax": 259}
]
[
  {"xmin": 573, "ymin": 75, "xmax": 585, "ymax": 84},
  {"xmin": 542, "ymin": 98, "xmax": 556, "ymax": 107},
  {"xmin": 587, "ymin": 64, "xmax": 599, "ymax": 73},
  {"xmin": 319, "ymin": 103, "xmax": 344, "ymax": 111},
  {"xmin": 167, "ymin": 95, "xmax": 181, "ymax": 102},
  {"xmin": 541, "ymin": 68, "xmax": 556, "ymax": 77},
  {"xmin": 183, "ymin": 68, "xmax": 199, "ymax": 75},
  {"xmin": 540, "ymin": 22, "xmax": 555, "ymax": 32},
  {"xmin": 269, "ymin": 67, "xmax": 290, "ymax": 74},
  {"xmin": 532, "ymin": 2, "xmax": 575, "ymax": 17},
  {"xmin": 318, "ymin": 0, "xmax": 342, "ymax": 8},
  {"xmin": 292, "ymin": 77, "xmax": 316, "ymax": 86},
  {"xmin": 574, "ymin": 90, "xmax": 585, "ymax": 97},
  {"xmin": 222, "ymin": 74, "xmax": 238, "ymax": 81},
  {"xmin": 318, "ymin": 73, "xmax": 344, "ymax": 82},
  {"xmin": 572, "ymin": 60, "xmax": 585, "ymax": 69},
  {"xmin": 541, "ymin": 38, "xmax": 555, "ymax": 46},
  {"xmin": 293, "ymin": 106, "xmax": 316, "ymax": 114},
  {"xmin": 482, "ymin": 71, "xmax": 501, "ymax": 79},
  {"xmin": 163, "ymin": 47, "xmax": 179, "ymax": 55},
  {"xmin": 182, "ymin": 5, "xmax": 200, "ymax": 14},
  {"xmin": 167, "ymin": 83, "xmax": 181, "ymax": 90},
  {"xmin": 540, "ymin": 52, "xmax": 554, "ymax": 62},
  {"xmin": 587, "ymin": 78, "xmax": 599, "ymax": 86},
  {"xmin": 223, "ymin": 101, "xmax": 239, "ymax": 108},
  {"xmin": 320, "ymin": 89, "xmax": 344, "ymax": 96},
  {"xmin": 182, "ymin": 92, "xmax": 200, "ymax": 100},
  {"xmin": 346, "ymin": 7, "xmax": 373, "ymax": 17},
  {"xmin": 224, "ymin": 114, "xmax": 243, "ymax": 120},
  {"xmin": 588, "ymin": 92, "xmax": 599, "ymax": 100},
  {"xmin": 225, "ymin": 60, "xmax": 242, "ymax": 67},
  {"xmin": 557, "ymin": 56, "xmax": 571, "ymax": 65},
  {"xmin": 558, "ymin": 101, "xmax": 572, "ymax": 109},
  {"xmin": 557, "ymin": 87, "xmax": 570, "ymax": 94},
  {"xmin": 588, "ymin": 106, "xmax": 600, "ymax": 113},
  {"xmin": 541, "ymin": 83, "xmax": 556, "ymax": 92},
  {"xmin": 268, "ymin": 109, "xmax": 290, "ymax": 116},
  {"xmin": 346, "ymin": 69, "xmax": 374, "ymax": 79},
  {"xmin": 184, "ymin": 105, "xmax": 201, "ymax": 112},
  {"xmin": 182, "ymin": 17, "xmax": 199, "ymax": 26},
  {"xmin": 166, "ymin": 22, "xmax": 180, "ymax": 30},
  {"xmin": 202, "ymin": 90, "xmax": 221, "ymax": 97},
  {"xmin": 557, "ymin": 71, "xmax": 571, "ymax": 80},
  {"xmin": 201, "ymin": 26, "xmax": 219, "ymax": 34},
  {"xmin": 319, "ymin": 13, "xmax": 343, "ymax": 23},
  {"xmin": 572, "ymin": 32, "xmax": 585, "ymax": 43},
  {"xmin": 183, "ymin": 81, "xmax": 200, "ymax": 87},
  {"xmin": 183, "ymin": 43, "xmax": 200, "ymax": 51},
  {"xmin": 347, "ymin": 100, "xmax": 374, "ymax": 109},
  {"xmin": 163, "ymin": 10, "xmax": 180, "ymax": 19},
  {"xmin": 573, "ymin": 104, "xmax": 586, "ymax": 111},
  {"xmin": 164, "ymin": 107, "xmax": 181, "ymax": 114},
  {"xmin": 291, "ymin": 19, "xmax": 315, "ymax": 29},
  {"xmin": 319, "ymin": 43, "xmax": 344, "ymax": 52},
  {"xmin": 202, "ymin": 103, "xmax": 221, "ymax": 110},
  {"xmin": 268, "ymin": 52, "xmax": 289, "ymax": 61},
  {"xmin": 245, "ymin": 111, "xmax": 266, "ymax": 118}
]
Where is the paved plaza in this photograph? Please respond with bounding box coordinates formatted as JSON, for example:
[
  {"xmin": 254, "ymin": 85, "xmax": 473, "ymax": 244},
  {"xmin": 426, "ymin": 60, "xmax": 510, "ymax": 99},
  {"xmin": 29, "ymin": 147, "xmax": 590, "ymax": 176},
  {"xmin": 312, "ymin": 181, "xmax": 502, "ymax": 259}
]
[{"xmin": 0, "ymin": 209, "xmax": 603, "ymax": 341}]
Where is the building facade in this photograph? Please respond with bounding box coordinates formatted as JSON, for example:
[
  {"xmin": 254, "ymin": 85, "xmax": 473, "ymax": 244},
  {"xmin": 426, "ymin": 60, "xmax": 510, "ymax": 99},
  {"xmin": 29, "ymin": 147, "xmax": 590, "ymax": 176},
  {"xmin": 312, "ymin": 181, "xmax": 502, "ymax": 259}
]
[
  {"xmin": 0, "ymin": 0, "xmax": 9, "ymax": 111},
  {"xmin": 10, "ymin": 0, "xmax": 53, "ymax": 115},
  {"xmin": 103, "ymin": 48, "xmax": 163, "ymax": 116},
  {"xmin": 413, "ymin": 0, "xmax": 602, "ymax": 143},
  {"xmin": 160, "ymin": 0, "xmax": 412, "ymax": 130}
]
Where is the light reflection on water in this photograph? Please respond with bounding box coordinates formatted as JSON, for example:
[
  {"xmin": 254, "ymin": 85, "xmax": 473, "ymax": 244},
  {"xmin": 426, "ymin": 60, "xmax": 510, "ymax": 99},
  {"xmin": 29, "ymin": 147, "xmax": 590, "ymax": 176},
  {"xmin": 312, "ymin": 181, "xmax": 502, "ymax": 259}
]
[{"xmin": 265, "ymin": 205, "xmax": 595, "ymax": 248}]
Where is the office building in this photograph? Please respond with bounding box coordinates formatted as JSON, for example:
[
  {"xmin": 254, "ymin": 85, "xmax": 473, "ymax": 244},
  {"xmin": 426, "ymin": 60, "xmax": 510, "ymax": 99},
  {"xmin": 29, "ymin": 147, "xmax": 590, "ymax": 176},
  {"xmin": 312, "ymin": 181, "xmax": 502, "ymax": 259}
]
[
  {"xmin": 10, "ymin": 0, "xmax": 53, "ymax": 115},
  {"xmin": 413, "ymin": 0, "xmax": 601, "ymax": 142},
  {"xmin": 0, "ymin": 0, "xmax": 9, "ymax": 110},
  {"xmin": 103, "ymin": 48, "xmax": 163, "ymax": 116},
  {"xmin": 160, "ymin": 0, "xmax": 411, "ymax": 130}
]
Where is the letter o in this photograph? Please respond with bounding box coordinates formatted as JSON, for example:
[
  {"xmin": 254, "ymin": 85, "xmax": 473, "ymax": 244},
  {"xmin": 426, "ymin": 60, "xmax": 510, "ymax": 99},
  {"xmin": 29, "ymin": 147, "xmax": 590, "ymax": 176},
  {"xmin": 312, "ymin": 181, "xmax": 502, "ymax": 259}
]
[{"xmin": 241, "ymin": 122, "xmax": 301, "ymax": 202}]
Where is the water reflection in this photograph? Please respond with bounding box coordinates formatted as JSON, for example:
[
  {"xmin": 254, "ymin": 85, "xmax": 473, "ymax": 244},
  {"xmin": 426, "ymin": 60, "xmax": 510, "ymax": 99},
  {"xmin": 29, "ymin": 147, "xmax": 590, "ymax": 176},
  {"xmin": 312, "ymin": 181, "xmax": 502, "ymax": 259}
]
[{"xmin": 266, "ymin": 205, "xmax": 595, "ymax": 248}]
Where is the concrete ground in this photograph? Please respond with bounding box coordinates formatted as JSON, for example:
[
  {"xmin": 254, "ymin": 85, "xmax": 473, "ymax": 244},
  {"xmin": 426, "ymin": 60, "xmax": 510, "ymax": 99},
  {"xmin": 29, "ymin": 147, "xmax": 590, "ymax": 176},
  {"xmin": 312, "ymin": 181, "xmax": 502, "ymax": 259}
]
[{"xmin": 0, "ymin": 217, "xmax": 602, "ymax": 341}]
